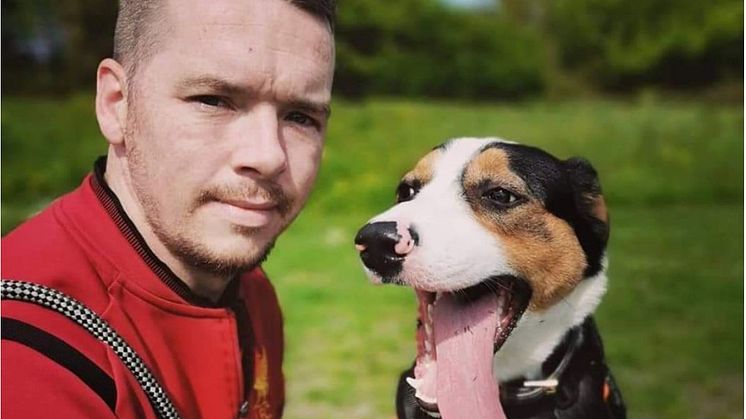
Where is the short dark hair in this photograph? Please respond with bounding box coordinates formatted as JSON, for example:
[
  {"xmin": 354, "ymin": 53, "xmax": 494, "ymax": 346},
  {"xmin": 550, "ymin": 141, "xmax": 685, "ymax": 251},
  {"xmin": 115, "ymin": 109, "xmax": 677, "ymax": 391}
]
[
  {"xmin": 288, "ymin": 0, "xmax": 336, "ymax": 32},
  {"xmin": 113, "ymin": 0, "xmax": 335, "ymax": 76}
]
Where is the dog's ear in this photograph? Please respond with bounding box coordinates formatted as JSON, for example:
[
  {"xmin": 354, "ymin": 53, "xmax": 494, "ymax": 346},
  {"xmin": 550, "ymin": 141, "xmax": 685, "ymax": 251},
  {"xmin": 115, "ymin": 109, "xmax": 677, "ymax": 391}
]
[{"xmin": 564, "ymin": 157, "xmax": 609, "ymax": 276}]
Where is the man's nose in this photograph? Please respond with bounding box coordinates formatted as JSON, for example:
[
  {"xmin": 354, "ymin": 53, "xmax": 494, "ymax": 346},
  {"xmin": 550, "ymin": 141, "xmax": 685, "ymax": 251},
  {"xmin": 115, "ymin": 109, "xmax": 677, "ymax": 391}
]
[{"xmin": 231, "ymin": 105, "xmax": 288, "ymax": 179}]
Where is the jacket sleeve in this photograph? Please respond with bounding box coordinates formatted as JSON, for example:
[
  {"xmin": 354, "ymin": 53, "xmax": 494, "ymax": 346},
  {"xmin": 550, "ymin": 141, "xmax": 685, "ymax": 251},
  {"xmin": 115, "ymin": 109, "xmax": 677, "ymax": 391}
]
[{"xmin": 2, "ymin": 332, "xmax": 118, "ymax": 418}]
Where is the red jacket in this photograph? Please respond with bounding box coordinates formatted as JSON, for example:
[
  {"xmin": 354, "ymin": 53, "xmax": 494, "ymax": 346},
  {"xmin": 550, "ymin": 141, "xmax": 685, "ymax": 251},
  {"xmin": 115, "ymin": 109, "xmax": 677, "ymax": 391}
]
[{"xmin": 2, "ymin": 159, "xmax": 285, "ymax": 418}]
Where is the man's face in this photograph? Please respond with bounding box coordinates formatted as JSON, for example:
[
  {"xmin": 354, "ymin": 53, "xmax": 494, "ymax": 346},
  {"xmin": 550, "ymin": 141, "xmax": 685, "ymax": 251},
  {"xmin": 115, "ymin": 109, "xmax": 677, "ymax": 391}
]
[{"xmin": 124, "ymin": 0, "xmax": 334, "ymax": 275}]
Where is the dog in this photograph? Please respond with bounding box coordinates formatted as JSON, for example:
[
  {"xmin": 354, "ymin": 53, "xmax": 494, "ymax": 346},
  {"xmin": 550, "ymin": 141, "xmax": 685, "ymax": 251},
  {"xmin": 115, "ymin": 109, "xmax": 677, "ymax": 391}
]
[{"xmin": 354, "ymin": 138, "xmax": 626, "ymax": 419}]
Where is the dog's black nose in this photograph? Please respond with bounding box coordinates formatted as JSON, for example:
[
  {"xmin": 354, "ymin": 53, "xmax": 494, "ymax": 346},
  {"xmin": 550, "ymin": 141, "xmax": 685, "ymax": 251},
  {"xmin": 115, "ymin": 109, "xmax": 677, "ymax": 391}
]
[{"xmin": 355, "ymin": 221, "xmax": 415, "ymax": 278}]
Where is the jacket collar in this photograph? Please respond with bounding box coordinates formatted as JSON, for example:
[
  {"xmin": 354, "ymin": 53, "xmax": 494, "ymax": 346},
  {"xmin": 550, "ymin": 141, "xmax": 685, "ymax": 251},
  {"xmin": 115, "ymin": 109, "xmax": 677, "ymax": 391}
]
[{"xmin": 90, "ymin": 156, "xmax": 239, "ymax": 308}]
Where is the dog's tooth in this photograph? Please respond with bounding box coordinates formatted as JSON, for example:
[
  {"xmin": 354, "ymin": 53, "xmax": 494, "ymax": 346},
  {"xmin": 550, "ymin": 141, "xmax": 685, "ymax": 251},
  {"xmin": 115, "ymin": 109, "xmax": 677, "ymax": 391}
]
[
  {"xmin": 495, "ymin": 292, "xmax": 505, "ymax": 314},
  {"xmin": 406, "ymin": 377, "xmax": 421, "ymax": 391},
  {"xmin": 424, "ymin": 339, "xmax": 432, "ymax": 353}
]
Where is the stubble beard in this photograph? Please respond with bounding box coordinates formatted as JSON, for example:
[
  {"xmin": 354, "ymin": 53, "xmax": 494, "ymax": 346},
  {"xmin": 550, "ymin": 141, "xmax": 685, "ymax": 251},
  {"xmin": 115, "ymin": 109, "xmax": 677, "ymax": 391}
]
[{"xmin": 124, "ymin": 121, "xmax": 282, "ymax": 280}]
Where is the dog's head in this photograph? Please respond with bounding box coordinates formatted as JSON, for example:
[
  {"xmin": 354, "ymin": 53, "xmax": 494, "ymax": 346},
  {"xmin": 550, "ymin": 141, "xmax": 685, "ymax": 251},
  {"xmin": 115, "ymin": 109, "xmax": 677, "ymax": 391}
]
[{"xmin": 354, "ymin": 138, "xmax": 610, "ymax": 416}]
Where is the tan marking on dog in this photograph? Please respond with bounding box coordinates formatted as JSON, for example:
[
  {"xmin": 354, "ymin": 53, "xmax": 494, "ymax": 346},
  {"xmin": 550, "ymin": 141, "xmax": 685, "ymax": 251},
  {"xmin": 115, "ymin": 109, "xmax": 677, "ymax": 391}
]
[
  {"xmin": 462, "ymin": 147, "xmax": 529, "ymax": 194},
  {"xmin": 402, "ymin": 148, "xmax": 441, "ymax": 186},
  {"xmin": 502, "ymin": 211, "xmax": 587, "ymax": 310},
  {"xmin": 463, "ymin": 147, "xmax": 588, "ymax": 311}
]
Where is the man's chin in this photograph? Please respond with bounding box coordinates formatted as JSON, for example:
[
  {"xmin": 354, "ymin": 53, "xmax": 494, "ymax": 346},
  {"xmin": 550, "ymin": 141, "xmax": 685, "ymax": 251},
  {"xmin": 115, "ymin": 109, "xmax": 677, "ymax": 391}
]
[
  {"xmin": 162, "ymin": 226, "xmax": 278, "ymax": 278},
  {"xmin": 178, "ymin": 239, "xmax": 275, "ymax": 278}
]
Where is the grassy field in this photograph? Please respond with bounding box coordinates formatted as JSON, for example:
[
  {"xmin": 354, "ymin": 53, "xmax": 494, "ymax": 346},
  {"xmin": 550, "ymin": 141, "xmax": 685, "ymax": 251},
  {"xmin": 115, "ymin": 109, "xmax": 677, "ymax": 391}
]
[{"xmin": 2, "ymin": 94, "xmax": 743, "ymax": 418}]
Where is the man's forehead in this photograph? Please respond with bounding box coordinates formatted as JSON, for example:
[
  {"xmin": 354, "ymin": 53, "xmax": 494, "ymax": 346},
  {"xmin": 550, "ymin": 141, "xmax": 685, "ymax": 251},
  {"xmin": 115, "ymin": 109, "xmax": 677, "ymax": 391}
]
[
  {"xmin": 148, "ymin": 0, "xmax": 334, "ymax": 98},
  {"xmin": 165, "ymin": 0, "xmax": 334, "ymax": 59}
]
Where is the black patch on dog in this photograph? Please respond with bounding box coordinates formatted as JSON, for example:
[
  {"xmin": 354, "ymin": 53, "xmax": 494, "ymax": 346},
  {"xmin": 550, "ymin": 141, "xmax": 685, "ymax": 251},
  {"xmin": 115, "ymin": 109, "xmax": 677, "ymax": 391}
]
[
  {"xmin": 433, "ymin": 140, "xmax": 454, "ymax": 151},
  {"xmin": 562, "ymin": 157, "xmax": 610, "ymax": 277}
]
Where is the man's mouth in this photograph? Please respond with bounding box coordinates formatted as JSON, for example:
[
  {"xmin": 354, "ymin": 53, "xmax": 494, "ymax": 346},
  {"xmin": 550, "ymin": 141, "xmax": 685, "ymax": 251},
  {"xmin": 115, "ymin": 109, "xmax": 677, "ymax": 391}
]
[
  {"xmin": 198, "ymin": 183, "xmax": 292, "ymax": 216},
  {"xmin": 198, "ymin": 183, "xmax": 293, "ymax": 229},
  {"xmin": 222, "ymin": 198, "xmax": 279, "ymax": 211},
  {"xmin": 213, "ymin": 199, "xmax": 280, "ymax": 228},
  {"xmin": 407, "ymin": 275, "xmax": 531, "ymax": 417}
]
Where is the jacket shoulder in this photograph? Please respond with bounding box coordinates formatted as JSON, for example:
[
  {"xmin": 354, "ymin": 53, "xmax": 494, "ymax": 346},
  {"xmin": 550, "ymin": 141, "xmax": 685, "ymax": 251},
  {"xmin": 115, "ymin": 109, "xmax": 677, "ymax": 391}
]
[
  {"xmin": 2, "ymin": 299, "xmax": 118, "ymax": 418},
  {"xmin": 2, "ymin": 337, "xmax": 118, "ymax": 418},
  {"xmin": 2, "ymin": 191, "xmax": 112, "ymax": 313}
]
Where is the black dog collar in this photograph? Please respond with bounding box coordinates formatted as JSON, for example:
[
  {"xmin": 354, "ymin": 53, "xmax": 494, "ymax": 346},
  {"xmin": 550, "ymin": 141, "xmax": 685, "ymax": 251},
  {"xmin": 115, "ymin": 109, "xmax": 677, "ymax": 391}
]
[
  {"xmin": 499, "ymin": 326, "xmax": 584, "ymax": 406},
  {"xmin": 497, "ymin": 318, "xmax": 626, "ymax": 418}
]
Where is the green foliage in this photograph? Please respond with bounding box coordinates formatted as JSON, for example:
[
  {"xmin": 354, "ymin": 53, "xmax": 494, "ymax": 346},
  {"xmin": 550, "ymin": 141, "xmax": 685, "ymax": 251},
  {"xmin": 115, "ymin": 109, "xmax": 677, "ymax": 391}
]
[
  {"xmin": 335, "ymin": 0, "xmax": 545, "ymax": 98},
  {"xmin": 546, "ymin": 0, "xmax": 744, "ymax": 88},
  {"xmin": 2, "ymin": 0, "xmax": 116, "ymax": 94},
  {"xmin": 2, "ymin": 94, "xmax": 107, "ymax": 206},
  {"xmin": 1, "ymin": 95, "xmax": 743, "ymax": 418},
  {"xmin": 2, "ymin": 0, "xmax": 743, "ymax": 97}
]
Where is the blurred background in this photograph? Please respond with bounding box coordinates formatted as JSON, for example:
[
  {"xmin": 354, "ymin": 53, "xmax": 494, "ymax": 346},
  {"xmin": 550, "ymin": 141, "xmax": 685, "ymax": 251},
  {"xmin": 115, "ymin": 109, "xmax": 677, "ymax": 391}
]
[{"xmin": 2, "ymin": 0, "xmax": 743, "ymax": 418}]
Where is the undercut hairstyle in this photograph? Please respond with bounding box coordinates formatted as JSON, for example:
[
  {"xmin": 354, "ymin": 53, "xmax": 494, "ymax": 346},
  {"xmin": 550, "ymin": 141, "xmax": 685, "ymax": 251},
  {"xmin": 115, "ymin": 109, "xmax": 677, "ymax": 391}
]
[
  {"xmin": 113, "ymin": 1, "xmax": 165, "ymax": 78},
  {"xmin": 112, "ymin": 0, "xmax": 335, "ymax": 78}
]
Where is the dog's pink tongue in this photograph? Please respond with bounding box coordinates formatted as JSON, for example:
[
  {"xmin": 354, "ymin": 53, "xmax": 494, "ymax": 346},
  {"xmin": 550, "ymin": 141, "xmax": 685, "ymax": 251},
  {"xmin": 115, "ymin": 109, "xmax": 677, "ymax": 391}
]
[{"xmin": 434, "ymin": 292, "xmax": 506, "ymax": 419}]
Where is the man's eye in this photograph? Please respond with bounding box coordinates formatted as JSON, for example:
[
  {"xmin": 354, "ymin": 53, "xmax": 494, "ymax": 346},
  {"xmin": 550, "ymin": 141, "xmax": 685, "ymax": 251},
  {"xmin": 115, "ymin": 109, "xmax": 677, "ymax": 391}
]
[
  {"xmin": 285, "ymin": 111, "xmax": 318, "ymax": 128},
  {"xmin": 191, "ymin": 95, "xmax": 228, "ymax": 108}
]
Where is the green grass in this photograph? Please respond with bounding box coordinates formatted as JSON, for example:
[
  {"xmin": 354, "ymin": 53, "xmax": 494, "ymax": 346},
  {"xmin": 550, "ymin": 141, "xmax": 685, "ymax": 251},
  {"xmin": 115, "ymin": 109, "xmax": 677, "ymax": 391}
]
[{"xmin": 2, "ymin": 94, "xmax": 743, "ymax": 418}]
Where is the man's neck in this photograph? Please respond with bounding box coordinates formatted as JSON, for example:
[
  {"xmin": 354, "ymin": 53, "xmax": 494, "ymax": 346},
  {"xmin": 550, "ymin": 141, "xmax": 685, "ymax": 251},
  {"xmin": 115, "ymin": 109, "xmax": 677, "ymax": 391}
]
[{"xmin": 104, "ymin": 151, "xmax": 231, "ymax": 303}]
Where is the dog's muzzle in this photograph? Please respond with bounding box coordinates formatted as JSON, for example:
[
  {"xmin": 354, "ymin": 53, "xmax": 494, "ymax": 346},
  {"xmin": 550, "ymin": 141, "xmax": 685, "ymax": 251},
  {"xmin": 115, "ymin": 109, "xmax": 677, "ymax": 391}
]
[{"xmin": 354, "ymin": 221, "xmax": 418, "ymax": 279}]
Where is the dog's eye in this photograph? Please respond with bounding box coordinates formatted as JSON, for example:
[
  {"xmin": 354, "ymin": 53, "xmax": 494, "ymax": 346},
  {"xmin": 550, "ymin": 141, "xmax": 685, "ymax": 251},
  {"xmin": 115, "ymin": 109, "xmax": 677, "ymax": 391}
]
[
  {"xmin": 483, "ymin": 187, "xmax": 521, "ymax": 207},
  {"xmin": 396, "ymin": 182, "xmax": 417, "ymax": 203}
]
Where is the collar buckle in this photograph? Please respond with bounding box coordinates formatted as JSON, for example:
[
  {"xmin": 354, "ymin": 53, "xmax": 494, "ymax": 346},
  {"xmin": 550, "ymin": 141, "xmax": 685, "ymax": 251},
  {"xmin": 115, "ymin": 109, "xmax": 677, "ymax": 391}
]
[
  {"xmin": 499, "ymin": 326, "xmax": 584, "ymax": 405},
  {"xmin": 522, "ymin": 378, "xmax": 559, "ymax": 394}
]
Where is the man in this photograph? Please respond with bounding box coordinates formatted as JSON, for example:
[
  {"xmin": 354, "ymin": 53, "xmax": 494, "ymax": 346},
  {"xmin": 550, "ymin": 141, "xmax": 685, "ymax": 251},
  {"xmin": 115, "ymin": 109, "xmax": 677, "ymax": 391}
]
[{"xmin": 1, "ymin": 0, "xmax": 335, "ymax": 417}]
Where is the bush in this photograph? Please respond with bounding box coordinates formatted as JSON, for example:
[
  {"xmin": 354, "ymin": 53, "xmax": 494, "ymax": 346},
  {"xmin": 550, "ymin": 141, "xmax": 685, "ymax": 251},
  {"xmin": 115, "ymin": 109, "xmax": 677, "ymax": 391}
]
[
  {"xmin": 546, "ymin": 0, "xmax": 744, "ymax": 89},
  {"xmin": 334, "ymin": 0, "xmax": 545, "ymax": 99}
]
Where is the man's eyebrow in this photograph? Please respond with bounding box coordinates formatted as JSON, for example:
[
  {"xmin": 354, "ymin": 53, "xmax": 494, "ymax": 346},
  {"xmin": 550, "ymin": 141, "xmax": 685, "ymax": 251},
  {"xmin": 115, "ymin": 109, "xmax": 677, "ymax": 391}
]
[
  {"xmin": 176, "ymin": 76, "xmax": 331, "ymax": 118},
  {"xmin": 285, "ymin": 98, "xmax": 332, "ymax": 119},
  {"xmin": 176, "ymin": 76, "xmax": 248, "ymax": 96}
]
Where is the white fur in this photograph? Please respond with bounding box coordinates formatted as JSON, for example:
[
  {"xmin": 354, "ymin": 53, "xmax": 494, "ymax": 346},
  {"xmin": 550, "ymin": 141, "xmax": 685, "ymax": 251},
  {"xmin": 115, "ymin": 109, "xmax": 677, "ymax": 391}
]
[{"xmin": 366, "ymin": 138, "xmax": 517, "ymax": 291}]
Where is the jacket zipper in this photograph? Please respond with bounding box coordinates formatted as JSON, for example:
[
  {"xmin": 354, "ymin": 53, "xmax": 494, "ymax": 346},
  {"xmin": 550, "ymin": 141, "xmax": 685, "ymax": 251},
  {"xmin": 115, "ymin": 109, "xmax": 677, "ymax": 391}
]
[{"xmin": 231, "ymin": 300, "xmax": 255, "ymax": 417}]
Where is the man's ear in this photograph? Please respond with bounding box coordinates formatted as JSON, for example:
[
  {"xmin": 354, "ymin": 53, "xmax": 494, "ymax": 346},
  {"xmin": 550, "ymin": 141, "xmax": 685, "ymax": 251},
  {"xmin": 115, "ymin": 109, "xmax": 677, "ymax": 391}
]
[
  {"xmin": 564, "ymin": 156, "xmax": 610, "ymax": 276},
  {"xmin": 95, "ymin": 58, "xmax": 129, "ymax": 146}
]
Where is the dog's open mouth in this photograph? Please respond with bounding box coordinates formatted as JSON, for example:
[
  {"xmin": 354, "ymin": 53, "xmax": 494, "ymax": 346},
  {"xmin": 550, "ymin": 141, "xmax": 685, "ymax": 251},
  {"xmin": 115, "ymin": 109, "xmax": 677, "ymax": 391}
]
[{"xmin": 407, "ymin": 275, "xmax": 531, "ymax": 417}]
